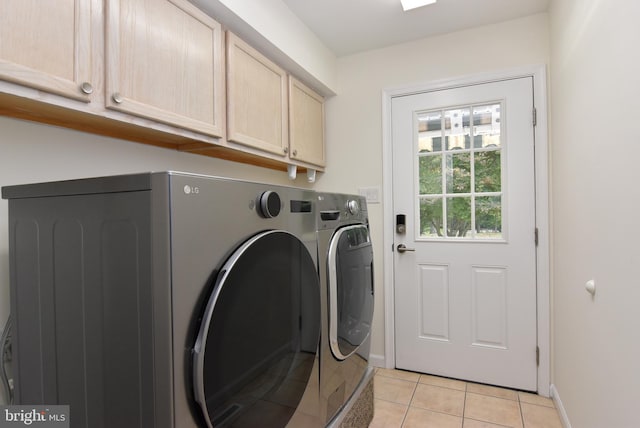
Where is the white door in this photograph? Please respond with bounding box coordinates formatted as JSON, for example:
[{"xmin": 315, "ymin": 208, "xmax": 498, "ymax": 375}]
[{"xmin": 392, "ymin": 77, "xmax": 537, "ymax": 391}]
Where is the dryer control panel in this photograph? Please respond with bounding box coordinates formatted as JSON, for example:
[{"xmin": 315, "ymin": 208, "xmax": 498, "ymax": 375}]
[{"xmin": 316, "ymin": 192, "xmax": 368, "ymax": 229}]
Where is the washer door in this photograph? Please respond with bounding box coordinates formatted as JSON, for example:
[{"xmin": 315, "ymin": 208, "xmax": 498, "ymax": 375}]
[
  {"xmin": 328, "ymin": 224, "xmax": 375, "ymax": 360},
  {"xmin": 193, "ymin": 230, "xmax": 320, "ymax": 428}
]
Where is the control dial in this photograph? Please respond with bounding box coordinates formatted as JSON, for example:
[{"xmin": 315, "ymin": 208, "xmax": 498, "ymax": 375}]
[
  {"xmin": 258, "ymin": 191, "xmax": 281, "ymax": 218},
  {"xmin": 346, "ymin": 199, "xmax": 360, "ymax": 215}
]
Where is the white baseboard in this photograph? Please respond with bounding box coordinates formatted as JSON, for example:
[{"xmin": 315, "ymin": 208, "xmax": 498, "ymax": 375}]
[
  {"xmin": 550, "ymin": 384, "xmax": 572, "ymax": 428},
  {"xmin": 368, "ymin": 353, "xmax": 386, "ymax": 368}
]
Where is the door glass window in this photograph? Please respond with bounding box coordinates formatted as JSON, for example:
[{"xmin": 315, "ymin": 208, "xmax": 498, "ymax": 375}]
[{"xmin": 417, "ymin": 102, "xmax": 504, "ymax": 240}]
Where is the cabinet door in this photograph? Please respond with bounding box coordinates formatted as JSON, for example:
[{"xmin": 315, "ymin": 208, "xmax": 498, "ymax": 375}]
[
  {"xmin": 105, "ymin": 0, "xmax": 224, "ymax": 137},
  {"xmin": 289, "ymin": 77, "xmax": 325, "ymax": 167},
  {"xmin": 0, "ymin": 0, "xmax": 92, "ymax": 102},
  {"xmin": 226, "ymin": 32, "xmax": 288, "ymax": 157}
]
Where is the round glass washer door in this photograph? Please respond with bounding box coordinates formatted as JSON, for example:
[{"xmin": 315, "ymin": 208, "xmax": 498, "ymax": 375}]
[
  {"xmin": 328, "ymin": 224, "xmax": 374, "ymax": 360},
  {"xmin": 193, "ymin": 230, "xmax": 320, "ymax": 428}
]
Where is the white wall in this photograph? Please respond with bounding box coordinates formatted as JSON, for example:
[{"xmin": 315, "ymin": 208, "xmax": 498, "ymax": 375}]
[
  {"xmin": 321, "ymin": 13, "xmax": 549, "ymax": 360},
  {"xmin": 549, "ymin": 1, "xmax": 640, "ymax": 426},
  {"xmin": 0, "ymin": 116, "xmax": 311, "ymax": 331}
]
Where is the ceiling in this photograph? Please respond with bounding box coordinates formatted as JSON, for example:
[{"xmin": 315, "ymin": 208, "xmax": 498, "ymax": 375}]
[{"xmin": 282, "ymin": 0, "xmax": 550, "ymax": 57}]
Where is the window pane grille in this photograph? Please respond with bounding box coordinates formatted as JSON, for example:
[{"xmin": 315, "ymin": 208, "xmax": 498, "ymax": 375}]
[{"xmin": 417, "ymin": 102, "xmax": 503, "ymax": 240}]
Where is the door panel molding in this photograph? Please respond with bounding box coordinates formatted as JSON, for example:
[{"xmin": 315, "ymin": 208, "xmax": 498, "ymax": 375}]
[
  {"xmin": 381, "ymin": 65, "xmax": 550, "ymax": 396},
  {"xmin": 418, "ymin": 263, "xmax": 450, "ymax": 341}
]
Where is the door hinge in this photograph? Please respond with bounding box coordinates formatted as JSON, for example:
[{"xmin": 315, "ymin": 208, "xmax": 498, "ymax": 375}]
[
  {"xmin": 533, "ymin": 108, "xmax": 537, "ymax": 127},
  {"xmin": 536, "ymin": 346, "xmax": 540, "ymax": 366},
  {"xmin": 534, "ymin": 228, "xmax": 539, "ymax": 246}
]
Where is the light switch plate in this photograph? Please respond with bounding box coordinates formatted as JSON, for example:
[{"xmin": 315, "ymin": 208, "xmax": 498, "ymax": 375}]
[{"xmin": 358, "ymin": 187, "xmax": 381, "ymax": 204}]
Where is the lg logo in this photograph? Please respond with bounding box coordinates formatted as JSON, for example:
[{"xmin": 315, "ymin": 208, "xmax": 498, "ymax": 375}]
[{"xmin": 183, "ymin": 185, "xmax": 200, "ymax": 195}]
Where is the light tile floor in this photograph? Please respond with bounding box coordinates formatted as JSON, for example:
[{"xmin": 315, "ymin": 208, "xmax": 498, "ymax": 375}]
[{"xmin": 370, "ymin": 368, "xmax": 563, "ymax": 428}]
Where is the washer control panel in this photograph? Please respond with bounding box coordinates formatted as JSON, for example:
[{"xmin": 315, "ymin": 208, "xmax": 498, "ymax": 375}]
[{"xmin": 258, "ymin": 191, "xmax": 281, "ymax": 218}]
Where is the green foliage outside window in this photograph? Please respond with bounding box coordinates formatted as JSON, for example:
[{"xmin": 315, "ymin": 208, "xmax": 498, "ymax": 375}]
[{"xmin": 419, "ymin": 149, "xmax": 502, "ymax": 238}]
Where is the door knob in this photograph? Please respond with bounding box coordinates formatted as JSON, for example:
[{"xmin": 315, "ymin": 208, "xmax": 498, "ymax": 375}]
[{"xmin": 396, "ymin": 244, "xmax": 415, "ymax": 253}]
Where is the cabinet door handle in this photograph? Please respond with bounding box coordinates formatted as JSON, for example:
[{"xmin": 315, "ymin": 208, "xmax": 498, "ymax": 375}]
[
  {"xmin": 80, "ymin": 82, "xmax": 93, "ymax": 94},
  {"xmin": 283, "ymin": 147, "xmax": 289, "ymax": 154},
  {"xmin": 292, "ymin": 149, "xmax": 298, "ymax": 156},
  {"xmin": 112, "ymin": 93, "xmax": 123, "ymax": 104}
]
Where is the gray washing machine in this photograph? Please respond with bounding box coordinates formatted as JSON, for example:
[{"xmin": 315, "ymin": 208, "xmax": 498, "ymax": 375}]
[
  {"xmin": 2, "ymin": 171, "xmax": 322, "ymax": 428},
  {"xmin": 315, "ymin": 193, "xmax": 374, "ymax": 425}
]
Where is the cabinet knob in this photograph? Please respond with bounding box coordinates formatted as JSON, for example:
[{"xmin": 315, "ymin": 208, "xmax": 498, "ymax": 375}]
[
  {"xmin": 292, "ymin": 149, "xmax": 298, "ymax": 156},
  {"xmin": 80, "ymin": 82, "xmax": 93, "ymax": 95},
  {"xmin": 112, "ymin": 92, "xmax": 123, "ymax": 104},
  {"xmin": 283, "ymin": 147, "xmax": 289, "ymax": 154}
]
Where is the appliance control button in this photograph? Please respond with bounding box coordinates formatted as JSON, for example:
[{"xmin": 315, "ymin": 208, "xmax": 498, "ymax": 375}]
[
  {"xmin": 258, "ymin": 191, "xmax": 281, "ymax": 218},
  {"xmin": 346, "ymin": 199, "xmax": 360, "ymax": 215},
  {"xmin": 320, "ymin": 210, "xmax": 341, "ymax": 221}
]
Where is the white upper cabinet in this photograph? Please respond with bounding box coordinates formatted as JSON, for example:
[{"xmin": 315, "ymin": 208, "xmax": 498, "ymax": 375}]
[
  {"xmin": 105, "ymin": 0, "xmax": 224, "ymax": 137},
  {"xmin": 0, "ymin": 0, "xmax": 92, "ymax": 102},
  {"xmin": 0, "ymin": 1, "xmax": 325, "ymax": 171},
  {"xmin": 289, "ymin": 77, "xmax": 325, "ymax": 168},
  {"xmin": 226, "ymin": 32, "xmax": 289, "ymax": 157},
  {"xmin": 226, "ymin": 32, "xmax": 325, "ymax": 169}
]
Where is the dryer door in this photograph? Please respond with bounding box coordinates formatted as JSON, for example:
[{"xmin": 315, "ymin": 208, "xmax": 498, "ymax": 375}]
[
  {"xmin": 328, "ymin": 224, "xmax": 375, "ymax": 360},
  {"xmin": 193, "ymin": 230, "xmax": 320, "ymax": 428}
]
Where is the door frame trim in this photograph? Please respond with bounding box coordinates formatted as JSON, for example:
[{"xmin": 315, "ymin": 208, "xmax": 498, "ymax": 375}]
[{"xmin": 381, "ymin": 65, "xmax": 550, "ymax": 396}]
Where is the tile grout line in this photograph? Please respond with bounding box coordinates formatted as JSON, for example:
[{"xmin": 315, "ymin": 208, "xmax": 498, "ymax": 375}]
[
  {"xmin": 399, "ymin": 379, "xmax": 419, "ymax": 428},
  {"xmin": 461, "ymin": 381, "xmax": 468, "ymax": 425},
  {"xmin": 518, "ymin": 394, "xmax": 526, "ymax": 428}
]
